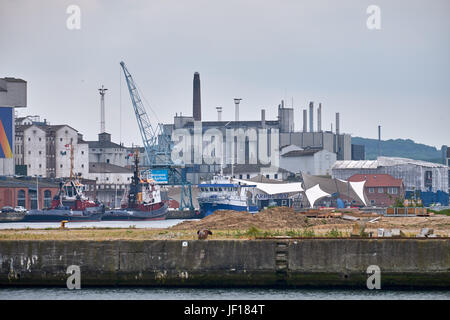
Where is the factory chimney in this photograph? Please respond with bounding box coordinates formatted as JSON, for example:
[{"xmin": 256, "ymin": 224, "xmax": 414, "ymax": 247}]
[
  {"xmin": 303, "ymin": 109, "xmax": 307, "ymax": 132},
  {"xmin": 193, "ymin": 72, "xmax": 201, "ymax": 121},
  {"xmin": 378, "ymin": 125, "xmax": 381, "ymax": 157},
  {"xmin": 309, "ymin": 102, "xmax": 314, "ymax": 132},
  {"xmin": 317, "ymin": 103, "xmax": 322, "ymax": 132},
  {"xmin": 261, "ymin": 109, "xmax": 266, "ymax": 128},
  {"xmin": 336, "ymin": 112, "xmax": 340, "ymax": 135},
  {"xmin": 216, "ymin": 107, "xmax": 222, "ymax": 121},
  {"xmin": 234, "ymin": 98, "xmax": 242, "ymax": 122},
  {"xmin": 98, "ymin": 85, "xmax": 108, "ymax": 133}
]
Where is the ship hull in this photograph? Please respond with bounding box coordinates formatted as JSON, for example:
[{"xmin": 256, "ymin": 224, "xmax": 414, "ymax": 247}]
[
  {"xmin": 101, "ymin": 203, "xmax": 168, "ymax": 221},
  {"xmin": 21, "ymin": 210, "xmax": 103, "ymax": 222},
  {"xmin": 199, "ymin": 201, "xmax": 259, "ymax": 216}
]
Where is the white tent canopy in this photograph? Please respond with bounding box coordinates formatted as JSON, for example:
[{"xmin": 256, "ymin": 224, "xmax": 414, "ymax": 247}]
[
  {"xmin": 349, "ymin": 180, "xmax": 367, "ymax": 206},
  {"xmin": 234, "ymin": 179, "xmax": 304, "ymax": 194},
  {"xmin": 304, "ymin": 184, "xmax": 331, "ymax": 207}
]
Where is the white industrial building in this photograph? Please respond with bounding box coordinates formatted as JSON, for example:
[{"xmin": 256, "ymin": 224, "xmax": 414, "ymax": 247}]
[
  {"xmin": 280, "ymin": 145, "xmax": 336, "ymax": 176},
  {"xmin": 86, "ymin": 162, "xmax": 133, "ymax": 207},
  {"xmin": 87, "ymin": 132, "xmax": 128, "ymax": 167},
  {"xmin": 15, "ymin": 123, "xmax": 89, "ymax": 178}
]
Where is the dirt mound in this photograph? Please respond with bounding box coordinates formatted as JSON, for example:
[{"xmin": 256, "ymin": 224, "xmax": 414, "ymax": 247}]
[{"xmin": 170, "ymin": 207, "xmax": 351, "ymax": 230}]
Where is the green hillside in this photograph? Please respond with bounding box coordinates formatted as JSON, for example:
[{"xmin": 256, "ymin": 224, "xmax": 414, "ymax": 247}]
[{"xmin": 351, "ymin": 137, "xmax": 443, "ymax": 163}]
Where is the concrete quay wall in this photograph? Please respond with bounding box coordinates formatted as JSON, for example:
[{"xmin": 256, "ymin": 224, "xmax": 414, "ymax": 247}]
[{"xmin": 0, "ymin": 239, "xmax": 449, "ymax": 287}]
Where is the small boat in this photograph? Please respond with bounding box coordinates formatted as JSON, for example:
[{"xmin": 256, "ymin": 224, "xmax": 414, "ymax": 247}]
[
  {"xmin": 197, "ymin": 175, "xmax": 259, "ymax": 217},
  {"xmin": 102, "ymin": 150, "xmax": 168, "ymax": 221},
  {"xmin": 22, "ymin": 179, "xmax": 105, "ymax": 222}
]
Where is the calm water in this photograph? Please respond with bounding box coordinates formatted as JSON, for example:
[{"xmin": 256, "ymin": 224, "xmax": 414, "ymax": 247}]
[
  {"xmin": 0, "ymin": 219, "xmax": 193, "ymax": 229},
  {"xmin": 1, "ymin": 220, "xmax": 448, "ymax": 300},
  {"xmin": 0, "ymin": 287, "xmax": 449, "ymax": 300}
]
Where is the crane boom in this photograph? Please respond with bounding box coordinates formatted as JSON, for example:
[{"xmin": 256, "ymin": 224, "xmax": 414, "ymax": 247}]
[
  {"xmin": 120, "ymin": 61, "xmax": 169, "ymax": 165},
  {"xmin": 119, "ymin": 61, "xmax": 193, "ymax": 211}
]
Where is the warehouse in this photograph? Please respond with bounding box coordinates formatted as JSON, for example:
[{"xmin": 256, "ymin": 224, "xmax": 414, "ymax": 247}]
[{"xmin": 332, "ymin": 157, "xmax": 449, "ymax": 206}]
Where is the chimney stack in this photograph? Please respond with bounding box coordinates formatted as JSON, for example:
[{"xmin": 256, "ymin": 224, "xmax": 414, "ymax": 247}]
[
  {"xmin": 378, "ymin": 125, "xmax": 381, "ymax": 157},
  {"xmin": 234, "ymin": 98, "xmax": 242, "ymax": 122},
  {"xmin": 336, "ymin": 112, "xmax": 340, "ymax": 135},
  {"xmin": 193, "ymin": 72, "xmax": 201, "ymax": 121},
  {"xmin": 309, "ymin": 102, "xmax": 314, "ymax": 132},
  {"xmin": 216, "ymin": 107, "xmax": 222, "ymax": 121},
  {"xmin": 261, "ymin": 109, "xmax": 266, "ymax": 128},
  {"xmin": 317, "ymin": 103, "xmax": 322, "ymax": 132},
  {"xmin": 303, "ymin": 109, "xmax": 307, "ymax": 132}
]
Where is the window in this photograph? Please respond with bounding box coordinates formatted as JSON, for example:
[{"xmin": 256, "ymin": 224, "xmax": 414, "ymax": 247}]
[
  {"xmin": 239, "ymin": 174, "xmax": 243, "ymax": 179},
  {"xmin": 378, "ymin": 187, "xmax": 384, "ymax": 193},
  {"xmin": 44, "ymin": 190, "xmax": 52, "ymax": 208},
  {"xmin": 60, "ymin": 164, "xmax": 63, "ymax": 168},
  {"xmin": 274, "ymin": 174, "xmax": 278, "ymax": 179},
  {"xmin": 370, "ymin": 200, "xmax": 376, "ymax": 205},
  {"xmin": 388, "ymin": 187, "xmax": 398, "ymax": 194},
  {"xmin": 29, "ymin": 190, "xmax": 37, "ymax": 210},
  {"xmin": 39, "ymin": 151, "xmax": 42, "ymax": 155},
  {"xmin": 81, "ymin": 151, "xmax": 84, "ymax": 155},
  {"xmin": 368, "ymin": 188, "xmax": 375, "ymax": 193},
  {"xmin": 266, "ymin": 174, "xmax": 270, "ymax": 179},
  {"xmin": 17, "ymin": 190, "xmax": 26, "ymax": 207},
  {"xmin": 81, "ymin": 164, "xmax": 84, "ymax": 168},
  {"xmin": 60, "ymin": 138, "xmax": 63, "ymax": 142},
  {"xmin": 246, "ymin": 174, "xmax": 250, "ymax": 179}
]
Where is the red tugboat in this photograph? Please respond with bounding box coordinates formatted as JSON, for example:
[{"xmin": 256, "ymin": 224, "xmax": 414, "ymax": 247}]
[
  {"xmin": 101, "ymin": 150, "xmax": 168, "ymax": 221},
  {"xmin": 23, "ymin": 143, "xmax": 105, "ymax": 222}
]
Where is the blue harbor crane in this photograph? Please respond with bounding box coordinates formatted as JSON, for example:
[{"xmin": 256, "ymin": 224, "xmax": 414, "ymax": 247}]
[{"xmin": 120, "ymin": 61, "xmax": 194, "ymax": 211}]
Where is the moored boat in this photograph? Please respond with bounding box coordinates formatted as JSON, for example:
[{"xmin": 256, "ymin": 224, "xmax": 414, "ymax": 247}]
[
  {"xmin": 101, "ymin": 150, "xmax": 168, "ymax": 221},
  {"xmin": 197, "ymin": 175, "xmax": 259, "ymax": 217}
]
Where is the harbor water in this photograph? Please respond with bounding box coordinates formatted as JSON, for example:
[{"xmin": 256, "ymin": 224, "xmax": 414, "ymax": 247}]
[{"xmin": 0, "ymin": 287, "xmax": 449, "ymax": 300}]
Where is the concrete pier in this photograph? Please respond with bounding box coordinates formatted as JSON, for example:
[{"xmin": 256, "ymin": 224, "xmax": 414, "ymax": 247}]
[{"xmin": 0, "ymin": 239, "xmax": 449, "ymax": 287}]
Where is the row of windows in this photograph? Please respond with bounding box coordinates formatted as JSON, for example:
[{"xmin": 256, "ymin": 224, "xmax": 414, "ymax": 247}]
[
  {"xmin": 28, "ymin": 164, "xmax": 85, "ymax": 169},
  {"xmin": 368, "ymin": 187, "xmax": 398, "ymax": 194},
  {"xmin": 200, "ymin": 187, "xmax": 236, "ymax": 192},
  {"xmin": 17, "ymin": 189, "xmax": 53, "ymax": 209},
  {"xmin": 232, "ymin": 174, "xmax": 279, "ymax": 180}
]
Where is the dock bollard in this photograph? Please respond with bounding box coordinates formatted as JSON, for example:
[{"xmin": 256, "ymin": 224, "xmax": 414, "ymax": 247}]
[{"xmin": 60, "ymin": 220, "xmax": 69, "ymax": 229}]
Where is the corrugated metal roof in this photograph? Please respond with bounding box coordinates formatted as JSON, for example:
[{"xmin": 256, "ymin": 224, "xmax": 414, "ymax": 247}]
[{"xmin": 333, "ymin": 157, "xmax": 447, "ymax": 169}]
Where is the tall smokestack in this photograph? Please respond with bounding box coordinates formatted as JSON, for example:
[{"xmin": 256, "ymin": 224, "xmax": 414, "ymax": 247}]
[
  {"xmin": 303, "ymin": 109, "xmax": 307, "ymax": 132},
  {"xmin": 309, "ymin": 102, "xmax": 314, "ymax": 132},
  {"xmin": 216, "ymin": 107, "xmax": 222, "ymax": 121},
  {"xmin": 261, "ymin": 109, "xmax": 266, "ymax": 128},
  {"xmin": 98, "ymin": 85, "xmax": 108, "ymax": 133},
  {"xmin": 234, "ymin": 98, "xmax": 242, "ymax": 122},
  {"xmin": 378, "ymin": 125, "xmax": 381, "ymax": 157},
  {"xmin": 317, "ymin": 103, "xmax": 322, "ymax": 132},
  {"xmin": 193, "ymin": 72, "xmax": 201, "ymax": 121},
  {"xmin": 336, "ymin": 112, "xmax": 340, "ymax": 135}
]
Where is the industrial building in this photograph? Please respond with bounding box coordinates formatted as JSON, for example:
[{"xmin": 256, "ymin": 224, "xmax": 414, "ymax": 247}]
[
  {"xmin": 14, "ymin": 121, "xmax": 89, "ymax": 178},
  {"xmin": 161, "ymin": 72, "xmax": 352, "ymax": 183},
  {"xmin": 332, "ymin": 157, "xmax": 449, "ymax": 206},
  {"xmin": 347, "ymin": 174, "xmax": 405, "ymax": 207},
  {"xmin": 0, "ymin": 77, "xmax": 27, "ymax": 176}
]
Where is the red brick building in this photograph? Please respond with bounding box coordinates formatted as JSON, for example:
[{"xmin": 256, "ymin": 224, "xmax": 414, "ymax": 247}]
[
  {"xmin": 348, "ymin": 174, "xmax": 404, "ymax": 207},
  {"xmin": 0, "ymin": 177, "xmax": 60, "ymax": 210}
]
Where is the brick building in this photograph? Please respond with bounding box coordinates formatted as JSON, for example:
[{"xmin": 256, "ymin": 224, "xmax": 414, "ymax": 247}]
[
  {"xmin": 348, "ymin": 174, "xmax": 404, "ymax": 207},
  {"xmin": 0, "ymin": 177, "xmax": 60, "ymax": 210}
]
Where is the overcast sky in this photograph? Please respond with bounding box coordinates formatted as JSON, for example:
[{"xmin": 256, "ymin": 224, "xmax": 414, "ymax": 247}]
[{"xmin": 1, "ymin": 0, "xmax": 449, "ymax": 148}]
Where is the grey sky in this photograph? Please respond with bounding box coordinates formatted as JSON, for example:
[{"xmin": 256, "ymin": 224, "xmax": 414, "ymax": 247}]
[{"xmin": 1, "ymin": 0, "xmax": 449, "ymax": 148}]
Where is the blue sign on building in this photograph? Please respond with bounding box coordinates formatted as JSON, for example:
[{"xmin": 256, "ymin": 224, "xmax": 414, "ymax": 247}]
[
  {"xmin": 0, "ymin": 107, "xmax": 13, "ymax": 158},
  {"xmin": 150, "ymin": 169, "xmax": 169, "ymax": 183}
]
